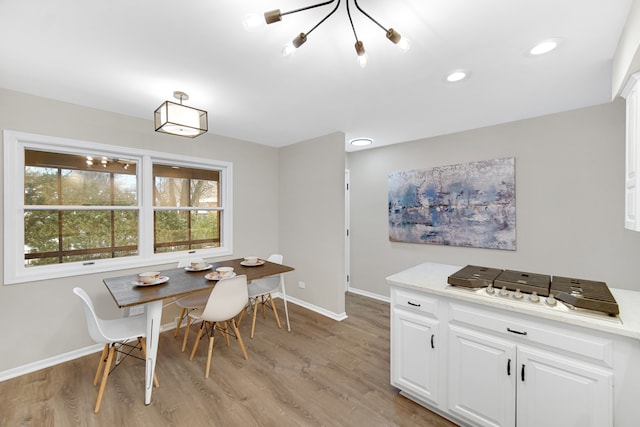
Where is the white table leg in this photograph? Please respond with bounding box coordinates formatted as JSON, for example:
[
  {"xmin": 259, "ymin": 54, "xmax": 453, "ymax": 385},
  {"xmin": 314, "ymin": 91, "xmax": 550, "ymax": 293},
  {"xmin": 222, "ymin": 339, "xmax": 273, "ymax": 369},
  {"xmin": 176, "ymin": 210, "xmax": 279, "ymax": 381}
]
[{"xmin": 144, "ymin": 300, "xmax": 162, "ymax": 405}]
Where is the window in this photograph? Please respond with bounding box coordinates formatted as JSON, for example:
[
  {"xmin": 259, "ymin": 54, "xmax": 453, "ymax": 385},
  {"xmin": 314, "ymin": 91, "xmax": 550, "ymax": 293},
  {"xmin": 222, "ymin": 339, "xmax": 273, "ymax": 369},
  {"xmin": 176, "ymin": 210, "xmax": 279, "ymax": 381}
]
[
  {"xmin": 3, "ymin": 130, "xmax": 232, "ymax": 284},
  {"xmin": 153, "ymin": 164, "xmax": 221, "ymax": 253}
]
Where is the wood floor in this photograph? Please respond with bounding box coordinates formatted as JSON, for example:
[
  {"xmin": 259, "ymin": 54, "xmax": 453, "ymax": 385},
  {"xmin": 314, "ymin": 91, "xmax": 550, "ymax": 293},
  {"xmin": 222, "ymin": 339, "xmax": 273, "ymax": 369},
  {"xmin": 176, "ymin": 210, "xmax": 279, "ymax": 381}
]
[{"xmin": 0, "ymin": 293, "xmax": 457, "ymax": 427}]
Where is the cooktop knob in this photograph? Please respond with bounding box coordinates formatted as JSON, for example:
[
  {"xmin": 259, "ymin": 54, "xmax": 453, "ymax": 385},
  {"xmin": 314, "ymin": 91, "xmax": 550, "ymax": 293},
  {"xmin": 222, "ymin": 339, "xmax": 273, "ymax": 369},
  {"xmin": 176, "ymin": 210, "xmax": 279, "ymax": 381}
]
[
  {"xmin": 546, "ymin": 293, "xmax": 557, "ymax": 307},
  {"xmin": 500, "ymin": 286, "xmax": 509, "ymax": 296},
  {"xmin": 486, "ymin": 284, "xmax": 495, "ymax": 295},
  {"xmin": 514, "ymin": 289, "xmax": 523, "ymax": 299},
  {"xmin": 529, "ymin": 291, "xmax": 540, "ymax": 303}
]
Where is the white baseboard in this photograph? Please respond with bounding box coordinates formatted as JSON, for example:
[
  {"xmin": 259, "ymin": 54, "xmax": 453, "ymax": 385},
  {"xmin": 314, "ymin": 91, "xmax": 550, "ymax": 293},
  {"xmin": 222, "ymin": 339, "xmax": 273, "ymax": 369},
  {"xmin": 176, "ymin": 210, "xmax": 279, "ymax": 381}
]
[
  {"xmin": 347, "ymin": 287, "xmax": 390, "ymax": 303},
  {"xmin": 1, "ymin": 295, "xmax": 356, "ymax": 382},
  {"xmin": 0, "ymin": 322, "xmax": 177, "ymax": 382}
]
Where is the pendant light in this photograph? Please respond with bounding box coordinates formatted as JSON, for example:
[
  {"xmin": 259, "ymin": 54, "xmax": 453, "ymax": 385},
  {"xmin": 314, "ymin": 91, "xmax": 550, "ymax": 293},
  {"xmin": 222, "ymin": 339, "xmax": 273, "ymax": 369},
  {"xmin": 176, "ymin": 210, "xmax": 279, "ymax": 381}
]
[{"xmin": 154, "ymin": 91, "xmax": 208, "ymax": 138}]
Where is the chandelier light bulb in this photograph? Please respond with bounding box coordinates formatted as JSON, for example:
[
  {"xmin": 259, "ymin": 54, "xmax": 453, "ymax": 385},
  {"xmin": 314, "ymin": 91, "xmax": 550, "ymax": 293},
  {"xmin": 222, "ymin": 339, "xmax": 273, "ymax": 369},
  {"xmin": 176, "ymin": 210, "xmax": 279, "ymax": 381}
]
[
  {"xmin": 242, "ymin": 13, "xmax": 264, "ymax": 31},
  {"xmin": 282, "ymin": 42, "xmax": 296, "ymax": 57},
  {"xmin": 397, "ymin": 37, "xmax": 411, "ymax": 52}
]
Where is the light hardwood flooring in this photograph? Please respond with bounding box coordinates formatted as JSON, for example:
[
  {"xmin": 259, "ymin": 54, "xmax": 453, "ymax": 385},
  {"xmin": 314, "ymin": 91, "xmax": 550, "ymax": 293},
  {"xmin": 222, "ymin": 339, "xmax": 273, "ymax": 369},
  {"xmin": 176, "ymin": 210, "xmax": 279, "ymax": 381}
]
[{"xmin": 0, "ymin": 293, "xmax": 457, "ymax": 427}]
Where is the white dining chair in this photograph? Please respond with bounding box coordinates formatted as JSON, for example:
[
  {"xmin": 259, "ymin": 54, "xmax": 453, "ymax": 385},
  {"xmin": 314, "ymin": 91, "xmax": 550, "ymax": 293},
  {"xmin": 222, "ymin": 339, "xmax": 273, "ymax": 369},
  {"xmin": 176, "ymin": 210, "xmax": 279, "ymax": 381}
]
[
  {"xmin": 239, "ymin": 253, "xmax": 291, "ymax": 338},
  {"xmin": 173, "ymin": 258, "xmax": 212, "ymax": 350},
  {"xmin": 187, "ymin": 275, "xmax": 249, "ymax": 378},
  {"xmin": 73, "ymin": 287, "xmax": 158, "ymax": 413}
]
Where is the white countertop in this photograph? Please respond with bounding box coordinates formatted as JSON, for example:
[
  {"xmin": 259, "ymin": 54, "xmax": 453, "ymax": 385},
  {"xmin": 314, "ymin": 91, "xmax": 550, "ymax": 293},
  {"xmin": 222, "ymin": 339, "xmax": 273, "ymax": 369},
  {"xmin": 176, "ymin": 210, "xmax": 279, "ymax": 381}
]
[{"xmin": 386, "ymin": 262, "xmax": 640, "ymax": 341}]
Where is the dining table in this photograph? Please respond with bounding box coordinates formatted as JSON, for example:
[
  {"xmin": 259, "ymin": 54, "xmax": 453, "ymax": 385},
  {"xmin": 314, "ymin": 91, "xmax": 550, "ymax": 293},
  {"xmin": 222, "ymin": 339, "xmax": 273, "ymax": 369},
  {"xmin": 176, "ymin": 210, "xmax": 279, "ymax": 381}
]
[{"xmin": 102, "ymin": 257, "xmax": 294, "ymax": 405}]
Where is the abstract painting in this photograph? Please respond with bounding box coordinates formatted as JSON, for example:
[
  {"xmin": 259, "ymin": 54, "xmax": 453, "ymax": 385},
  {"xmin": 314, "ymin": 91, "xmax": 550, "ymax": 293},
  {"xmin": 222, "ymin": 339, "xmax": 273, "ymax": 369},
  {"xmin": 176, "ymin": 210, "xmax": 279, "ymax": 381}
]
[{"xmin": 388, "ymin": 157, "xmax": 516, "ymax": 250}]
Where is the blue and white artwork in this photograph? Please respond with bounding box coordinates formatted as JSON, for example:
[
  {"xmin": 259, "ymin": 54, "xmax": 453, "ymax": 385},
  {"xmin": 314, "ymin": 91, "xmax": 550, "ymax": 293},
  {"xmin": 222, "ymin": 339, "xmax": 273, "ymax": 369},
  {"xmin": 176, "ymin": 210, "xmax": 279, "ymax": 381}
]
[{"xmin": 388, "ymin": 157, "xmax": 516, "ymax": 250}]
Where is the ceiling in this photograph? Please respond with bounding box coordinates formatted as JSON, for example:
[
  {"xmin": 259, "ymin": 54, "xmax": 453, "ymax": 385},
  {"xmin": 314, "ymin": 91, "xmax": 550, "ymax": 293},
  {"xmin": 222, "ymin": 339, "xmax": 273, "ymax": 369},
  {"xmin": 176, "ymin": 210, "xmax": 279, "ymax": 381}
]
[{"xmin": 0, "ymin": 0, "xmax": 633, "ymax": 152}]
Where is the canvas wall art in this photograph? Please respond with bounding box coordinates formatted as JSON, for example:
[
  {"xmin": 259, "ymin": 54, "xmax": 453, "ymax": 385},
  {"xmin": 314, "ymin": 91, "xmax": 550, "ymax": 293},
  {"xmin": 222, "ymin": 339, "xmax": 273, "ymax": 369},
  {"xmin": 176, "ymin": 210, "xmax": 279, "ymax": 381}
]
[{"xmin": 388, "ymin": 157, "xmax": 516, "ymax": 250}]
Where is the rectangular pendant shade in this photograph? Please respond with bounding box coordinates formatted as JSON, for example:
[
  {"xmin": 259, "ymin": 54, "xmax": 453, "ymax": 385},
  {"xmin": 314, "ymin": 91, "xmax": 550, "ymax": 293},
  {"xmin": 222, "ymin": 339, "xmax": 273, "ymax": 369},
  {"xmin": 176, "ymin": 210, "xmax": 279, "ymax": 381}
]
[{"xmin": 154, "ymin": 100, "xmax": 208, "ymax": 138}]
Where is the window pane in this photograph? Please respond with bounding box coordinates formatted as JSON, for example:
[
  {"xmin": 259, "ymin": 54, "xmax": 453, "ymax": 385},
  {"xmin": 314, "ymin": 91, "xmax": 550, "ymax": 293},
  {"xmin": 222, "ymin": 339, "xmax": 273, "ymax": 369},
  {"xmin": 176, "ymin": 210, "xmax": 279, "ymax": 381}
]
[
  {"xmin": 24, "ymin": 209, "xmax": 138, "ymax": 267},
  {"xmin": 61, "ymin": 170, "xmax": 112, "ymax": 205},
  {"xmin": 25, "ymin": 149, "xmax": 137, "ymax": 206},
  {"xmin": 24, "ymin": 210, "xmax": 60, "ymax": 266},
  {"xmin": 191, "ymin": 179, "xmax": 219, "ymax": 207},
  {"xmin": 155, "ymin": 210, "xmax": 188, "ymax": 247},
  {"xmin": 25, "ymin": 166, "xmax": 59, "ymax": 205},
  {"xmin": 114, "ymin": 174, "xmax": 138, "ymax": 205},
  {"xmin": 154, "ymin": 210, "xmax": 220, "ymax": 253},
  {"xmin": 191, "ymin": 210, "xmax": 220, "ymax": 241},
  {"xmin": 154, "ymin": 177, "xmax": 189, "ymax": 207}
]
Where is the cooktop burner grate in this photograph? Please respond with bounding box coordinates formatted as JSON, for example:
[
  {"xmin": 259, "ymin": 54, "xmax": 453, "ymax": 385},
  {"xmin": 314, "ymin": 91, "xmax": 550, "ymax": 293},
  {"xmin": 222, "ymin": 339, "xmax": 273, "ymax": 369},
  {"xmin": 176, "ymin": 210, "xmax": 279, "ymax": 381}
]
[
  {"xmin": 447, "ymin": 265, "xmax": 503, "ymax": 288},
  {"xmin": 551, "ymin": 276, "xmax": 619, "ymax": 316}
]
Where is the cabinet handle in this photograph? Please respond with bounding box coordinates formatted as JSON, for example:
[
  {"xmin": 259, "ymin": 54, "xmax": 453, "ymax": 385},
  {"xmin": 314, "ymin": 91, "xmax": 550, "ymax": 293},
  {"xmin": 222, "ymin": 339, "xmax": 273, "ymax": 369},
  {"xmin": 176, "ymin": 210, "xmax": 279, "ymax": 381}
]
[
  {"xmin": 507, "ymin": 327, "xmax": 527, "ymax": 336},
  {"xmin": 521, "ymin": 364, "xmax": 526, "ymax": 382},
  {"xmin": 507, "ymin": 359, "xmax": 511, "ymax": 376},
  {"xmin": 430, "ymin": 334, "xmax": 435, "ymax": 349},
  {"xmin": 407, "ymin": 301, "xmax": 421, "ymax": 307}
]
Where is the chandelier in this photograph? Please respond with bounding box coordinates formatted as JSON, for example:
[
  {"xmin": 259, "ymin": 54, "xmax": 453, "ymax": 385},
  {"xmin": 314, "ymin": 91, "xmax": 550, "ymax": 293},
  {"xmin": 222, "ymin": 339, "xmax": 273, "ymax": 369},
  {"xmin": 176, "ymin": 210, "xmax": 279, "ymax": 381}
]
[{"xmin": 245, "ymin": 0, "xmax": 410, "ymax": 67}]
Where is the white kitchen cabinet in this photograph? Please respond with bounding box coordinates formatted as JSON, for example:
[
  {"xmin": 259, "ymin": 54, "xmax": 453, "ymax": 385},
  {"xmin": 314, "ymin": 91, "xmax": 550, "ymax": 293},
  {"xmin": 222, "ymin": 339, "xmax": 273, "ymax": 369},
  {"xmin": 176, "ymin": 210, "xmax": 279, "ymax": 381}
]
[
  {"xmin": 390, "ymin": 287, "xmax": 441, "ymax": 407},
  {"xmin": 516, "ymin": 345, "xmax": 612, "ymax": 427},
  {"xmin": 622, "ymin": 72, "xmax": 640, "ymax": 231},
  {"xmin": 448, "ymin": 324, "xmax": 612, "ymax": 427},
  {"xmin": 448, "ymin": 325, "xmax": 516, "ymax": 426},
  {"xmin": 387, "ymin": 262, "xmax": 640, "ymax": 427}
]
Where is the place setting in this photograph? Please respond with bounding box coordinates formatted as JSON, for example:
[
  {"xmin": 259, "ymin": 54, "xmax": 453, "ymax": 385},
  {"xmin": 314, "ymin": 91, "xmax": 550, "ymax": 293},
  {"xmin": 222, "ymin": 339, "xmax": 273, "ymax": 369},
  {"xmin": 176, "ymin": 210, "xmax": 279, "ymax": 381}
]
[
  {"xmin": 240, "ymin": 255, "xmax": 265, "ymax": 267},
  {"xmin": 184, "ymin": 259, "xmax": 212, "ymax": 272},
  {"xmin": 205, "ymin": 266, "xmax": 236, "ymax": 281},
  {"xmin": 132, "ymin": 271, "xmax": 169, "ymax": 287}
]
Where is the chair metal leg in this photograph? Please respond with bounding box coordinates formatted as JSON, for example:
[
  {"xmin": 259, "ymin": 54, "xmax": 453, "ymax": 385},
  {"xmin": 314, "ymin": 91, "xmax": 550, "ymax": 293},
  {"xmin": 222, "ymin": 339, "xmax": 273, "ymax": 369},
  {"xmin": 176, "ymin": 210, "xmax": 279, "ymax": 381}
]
[
  {"xmin": 94, "ymin": 344, "xmax": 115, "ymax": 413},
  {"xmin": 221, "ymin": 321, "xmax": 230, "ymax": 346}
]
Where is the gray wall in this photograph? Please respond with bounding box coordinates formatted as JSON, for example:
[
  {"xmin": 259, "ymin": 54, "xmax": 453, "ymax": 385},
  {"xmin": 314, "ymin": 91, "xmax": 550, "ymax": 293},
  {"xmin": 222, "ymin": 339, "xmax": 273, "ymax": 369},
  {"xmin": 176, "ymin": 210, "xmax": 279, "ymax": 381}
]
[
  {"xmin": 279, "ymin": 133, "xmax": 346, "ymax": 316},
  {"xmin": 0, "ymin": 88, "xmax": 346, "ymax": 373},
  {"xmin": 348, "ymin": 100, "xmax": 640, "ymax": 297}
]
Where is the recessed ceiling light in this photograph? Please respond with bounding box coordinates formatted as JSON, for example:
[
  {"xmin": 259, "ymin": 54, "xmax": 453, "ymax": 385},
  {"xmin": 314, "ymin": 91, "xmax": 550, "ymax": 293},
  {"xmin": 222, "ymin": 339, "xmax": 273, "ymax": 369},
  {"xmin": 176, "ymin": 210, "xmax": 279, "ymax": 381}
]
[
  {"xmin": 529, "ymin": 39, "xmax": 559, "ymax": 55},
  {"xmin": 350, "ymin": 137, "xmax": 373, "ymax": 146},
  {"xmin": 446, "ymin": 70, "xmax": 467, "ymax": 82}
]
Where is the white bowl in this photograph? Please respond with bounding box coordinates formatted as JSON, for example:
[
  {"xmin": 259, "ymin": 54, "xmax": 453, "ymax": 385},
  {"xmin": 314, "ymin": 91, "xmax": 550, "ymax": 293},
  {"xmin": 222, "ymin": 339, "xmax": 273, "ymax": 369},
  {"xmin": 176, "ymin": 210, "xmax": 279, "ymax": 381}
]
[
  {"xmin": 216, "ymin": 266, "xmax": 234, "ymax": 278},
  {"xmin": 138, "ymin": 271, "xmax": 160, "ymax": 284}
]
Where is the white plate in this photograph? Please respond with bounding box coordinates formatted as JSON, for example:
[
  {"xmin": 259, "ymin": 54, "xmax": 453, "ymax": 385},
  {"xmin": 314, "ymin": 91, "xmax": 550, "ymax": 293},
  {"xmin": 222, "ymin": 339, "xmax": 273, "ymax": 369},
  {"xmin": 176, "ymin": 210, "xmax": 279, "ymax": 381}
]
[
  {"xmin": 184, "ymin": 264, "xmax": 212, "ymax": 272},
  {"xmin": 240, "ymin": 260, "xmax": 265, "ymax": 267},
  {"xmin": 132, "ymin": 276, "xmax": 170, "ymax": 286},
  {"xmin": 205, "ymin": 272, "xmax": 237, "ymax": 281}
]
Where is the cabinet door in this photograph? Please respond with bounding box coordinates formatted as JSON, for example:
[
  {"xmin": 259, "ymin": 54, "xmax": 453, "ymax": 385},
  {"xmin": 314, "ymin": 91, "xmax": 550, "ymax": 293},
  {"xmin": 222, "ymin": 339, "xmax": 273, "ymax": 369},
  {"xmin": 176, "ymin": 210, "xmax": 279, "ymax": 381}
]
[
  {"xmin": 391, "ymin": 308, "xmax": 440, "ymax": 405},
  {"xmin": 448, "ymin": 325, "xmax": 516, "ymax": 427},
  {"xmin": 516, "ymin": 345, "xmax": 613, "ymax": 427}
]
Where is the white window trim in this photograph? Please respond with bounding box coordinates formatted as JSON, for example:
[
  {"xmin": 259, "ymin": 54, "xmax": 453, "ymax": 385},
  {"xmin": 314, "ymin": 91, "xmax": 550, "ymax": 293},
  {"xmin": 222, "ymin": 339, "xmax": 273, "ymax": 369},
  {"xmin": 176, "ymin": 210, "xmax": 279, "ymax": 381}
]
[{"xmin": 3, "ymin": 130, "xmax": 233, "ymax": 285}]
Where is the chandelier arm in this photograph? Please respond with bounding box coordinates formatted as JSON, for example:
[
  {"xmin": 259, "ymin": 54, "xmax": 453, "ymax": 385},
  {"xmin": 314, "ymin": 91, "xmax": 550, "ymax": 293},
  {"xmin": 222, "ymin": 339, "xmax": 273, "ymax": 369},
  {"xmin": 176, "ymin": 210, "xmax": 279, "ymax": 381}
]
[
  {"xmin": 282, "ymin": 0, "xmax": 336, "ymax": 17},
  {"xmin": 346, "ymin": 0, "xmax": 359, "ymax": 41},
  {"xmin": 304, "ymin": 0, "xmax": 341, "ymax": 37},
  {"xmin": 352, "ymin": 0, "xmax": 388, "ymax": 32}
]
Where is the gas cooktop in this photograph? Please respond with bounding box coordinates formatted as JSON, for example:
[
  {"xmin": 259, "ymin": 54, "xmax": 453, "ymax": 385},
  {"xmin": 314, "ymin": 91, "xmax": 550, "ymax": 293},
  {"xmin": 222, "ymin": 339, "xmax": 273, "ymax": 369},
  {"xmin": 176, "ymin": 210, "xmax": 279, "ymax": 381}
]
[{"xmin": 447, "ymin": 265, "xmax": 619, "ymax": 317}]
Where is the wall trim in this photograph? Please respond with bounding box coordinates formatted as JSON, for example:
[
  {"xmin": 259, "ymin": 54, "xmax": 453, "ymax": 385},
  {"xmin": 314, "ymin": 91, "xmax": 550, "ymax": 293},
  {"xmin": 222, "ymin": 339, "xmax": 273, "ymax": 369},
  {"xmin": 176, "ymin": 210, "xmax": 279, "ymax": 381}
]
[
  {"xmin": 347, "ymin": 287, "xmax": 390, "ymax": 303},
  {"xmin": 0, "ymin": 296, "xmax": 350, "ymax": 382}
]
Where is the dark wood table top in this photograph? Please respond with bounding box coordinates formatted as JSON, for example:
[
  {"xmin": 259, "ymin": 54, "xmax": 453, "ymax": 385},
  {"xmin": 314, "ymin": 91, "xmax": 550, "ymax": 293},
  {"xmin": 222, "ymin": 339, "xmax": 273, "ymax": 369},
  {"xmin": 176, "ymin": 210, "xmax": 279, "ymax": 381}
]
[{"xmin": 103, "ymin": 258, "xmax": 294, "ymax": 308}]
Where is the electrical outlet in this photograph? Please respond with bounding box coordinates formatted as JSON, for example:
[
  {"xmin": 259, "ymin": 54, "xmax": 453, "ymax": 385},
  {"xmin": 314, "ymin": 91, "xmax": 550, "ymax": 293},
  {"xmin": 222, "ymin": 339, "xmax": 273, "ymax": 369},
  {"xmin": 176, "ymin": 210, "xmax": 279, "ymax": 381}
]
[{"xmin": 298, "ymin": 281, "xmax": 305, "ymax": 289}]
